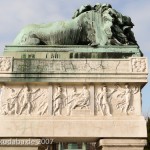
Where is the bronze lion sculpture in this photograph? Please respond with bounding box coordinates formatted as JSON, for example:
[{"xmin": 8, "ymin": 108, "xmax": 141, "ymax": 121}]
[{"xmin": 13, "ymin": 3, "xmax": 137, "ymax": 46}]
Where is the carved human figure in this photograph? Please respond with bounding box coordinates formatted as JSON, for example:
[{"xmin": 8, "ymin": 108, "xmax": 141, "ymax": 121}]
[
  {"xmin": 53, "ymin": 86, "xmax": 65, "ymax": 116},
  {"xmin": 66, "ymin": 87, "xmax": 80, "ymax": 115},
  {"xmin": 6, "ymin": 89, "xmax": 21, "ymax": 115},
  {"xmin": 123, "ymin": 84, "xmax": 131, "ymax": 114},
  {"xmin": 116, "ymin": 84, "xmax": 139, "ymax": 114},
  {"xmin": 1, "ymin": 86, "xmax": 21, "ymax": 115},
  {"xmin": 96, "ymin": 85, "xmax": 116, "ymax": 116},
  {"xmin": 71, "ymin": 86, "xmax": 90, "ymax": 110},
  {"xmin": 19, "ymin": 86, "xmax": 39, "ymax": 115}
]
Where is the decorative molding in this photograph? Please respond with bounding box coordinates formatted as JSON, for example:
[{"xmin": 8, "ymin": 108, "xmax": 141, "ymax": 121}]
[
  {"xmin": 0, "ymin": 57, "xmax": 12, "ymax": 73},
  {"xmin": 130, "ymin": 57, "xmax": 147, "ymax": 73},
  {"xmin": 0, "ymin": 84, "xmax": 140, "ymax": 116}
]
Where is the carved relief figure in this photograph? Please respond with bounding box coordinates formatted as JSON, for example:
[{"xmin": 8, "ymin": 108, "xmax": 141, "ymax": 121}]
[
  {"xmin": 1, "ymin": 86, "xmax": 22, "ymax": 115},
  {"xmin": 5, "ymin": 88, "xmax": 22, "ymax": 115},
  {"xmin": 0, "ymin": 58, "xmax": 11, "ymax": 72},
  {"xmin": 19, "ymin": 86, "xmax": 40, "ymax": 115},
  {"xmin": 66, "ymin": 87, "xmax": 80, "ymax": 115},
  {"xmin": 116, "ymin": 84, "xmax": 139, "ymax": 114},
  {"xmin": 96, "ymin": 85, "xmax": 117, "ymax": 116},
  {"xmin": 53, "ymin": 86, "xmax": 66, "ymax": 116},
  {"xmin": 71, "ymin": 86, "xmax": 90, "ymax": 110},
  {"xmin": 1, "ymin": 85, "xmax": 48, "ymax": 116},
  {"xmin": 132, "ymin": 58, "xmax": 146, "ymax": 72}
]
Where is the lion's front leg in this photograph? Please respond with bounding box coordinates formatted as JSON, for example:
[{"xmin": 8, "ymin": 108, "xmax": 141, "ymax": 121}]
[
  {"xmin": 19, "ymin": 32, "xmax": 41, "ymax": 45},
  {"xmin": 13, "ymin": 25, "xmax": 44, "ymax": 45}
]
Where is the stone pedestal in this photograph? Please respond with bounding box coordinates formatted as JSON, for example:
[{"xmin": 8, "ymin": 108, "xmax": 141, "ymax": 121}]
[
  {"xmin": 97, "ymin": 139, "xmax": 147, "ymax": 150},
  {"xmin": 0, "ymin": 45, "xmax": 148, "ymax": 150}
]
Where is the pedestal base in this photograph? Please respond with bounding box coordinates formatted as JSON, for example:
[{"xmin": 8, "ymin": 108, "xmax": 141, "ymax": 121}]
[{"xmin": 97, "ymin": 139, "xmax": 147, "ymax": 150}]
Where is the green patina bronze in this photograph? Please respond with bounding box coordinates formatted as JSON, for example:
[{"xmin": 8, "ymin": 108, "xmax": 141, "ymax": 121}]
[{"xmin": 13, "ymin": 3, "xmax": 137, "ymax": 47}]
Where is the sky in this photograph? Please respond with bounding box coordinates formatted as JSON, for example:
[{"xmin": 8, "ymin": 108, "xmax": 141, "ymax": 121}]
[{"xmin": 0, "ymin": 0, "xmax": 150, "ymax": 115}]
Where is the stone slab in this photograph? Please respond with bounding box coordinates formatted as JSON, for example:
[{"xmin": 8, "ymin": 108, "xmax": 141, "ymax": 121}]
[
  {"xmin": 4, "ymin": 45, "xmax": 142, "ymax": 59},
  {"xmin": 0, "ymin": 57, "xmax": 147, "ymax": 83},
  {"xmin": 0, "ymin": 116, "xmax": 146, "ymax": 139},
  {"xmin": 0, "ymin": 83, "xmax": 143, "ymax": 116},
  {"xmin": 0, "ymin": 74, "xmax": 147, "ymax": 83},
  {"xmin": 97, "ymin": 139, "xmax": 147, "ymax": 150}
]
